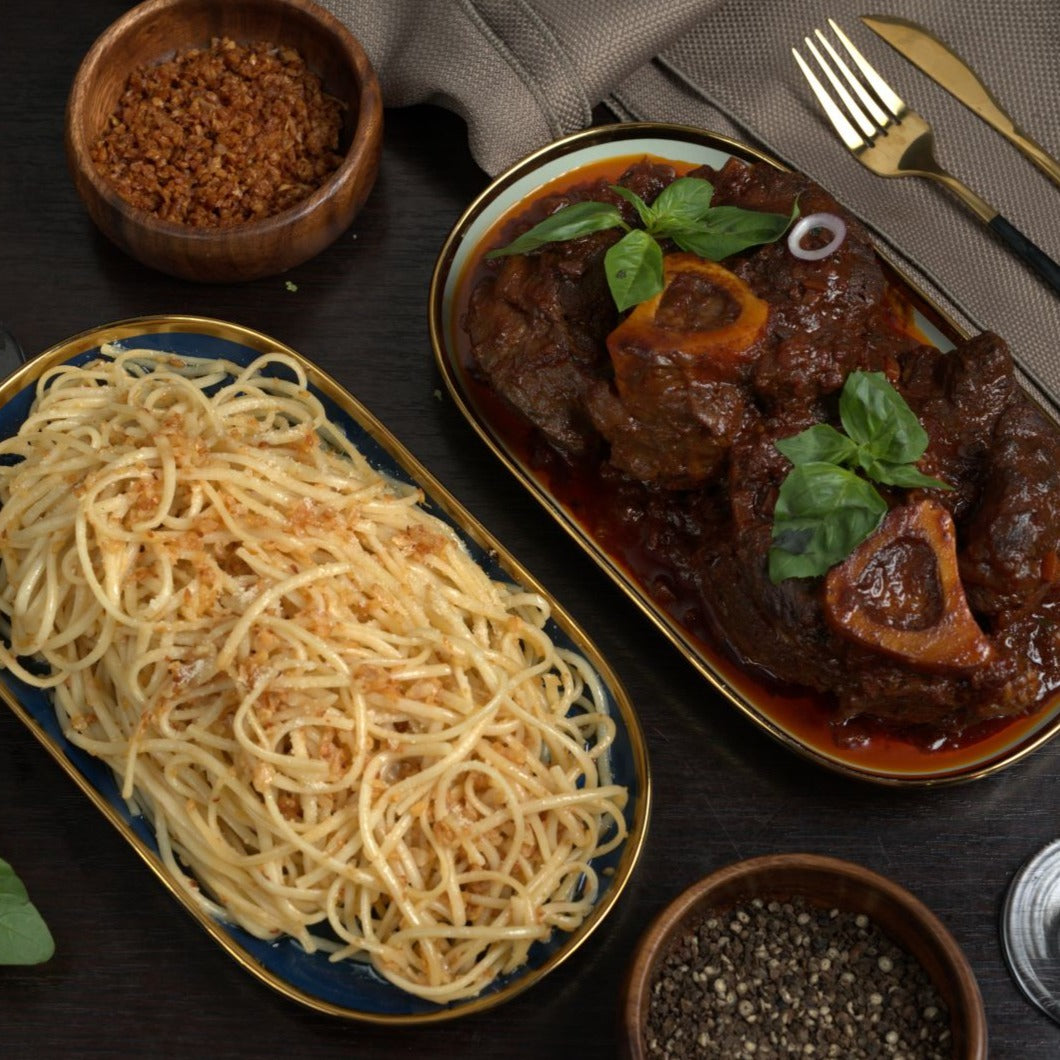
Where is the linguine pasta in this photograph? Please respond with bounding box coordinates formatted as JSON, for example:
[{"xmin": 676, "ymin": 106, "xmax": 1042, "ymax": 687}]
[{"xmin": 0, "ymin": 346, "xmax": 628, "ymax": 1002}]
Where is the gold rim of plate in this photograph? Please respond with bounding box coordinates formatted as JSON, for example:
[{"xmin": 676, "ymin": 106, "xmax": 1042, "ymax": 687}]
[
  {"xmin": 428, "ymin": 121, "xmax": 1060, "ymax": 788},
  {"xmin": 0, "ymin": 314, "xmax": 652, "ymax": 1023}
]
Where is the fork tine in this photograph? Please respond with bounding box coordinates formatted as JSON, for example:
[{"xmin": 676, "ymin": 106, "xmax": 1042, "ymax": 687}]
[
  {"xmin": 813, "ymin": 29, "xmax": 889, "ymax": 129},
  {"xmin": 804, "ymin": 36, "xmax": 876, "ymax": 139},
  {"xmin": 827, "ymin": 18, "xmax": 905, "ymax": 118},
  {"xmin": 792, "ymin": 47, "xmax": 864, "ymax": 151}
]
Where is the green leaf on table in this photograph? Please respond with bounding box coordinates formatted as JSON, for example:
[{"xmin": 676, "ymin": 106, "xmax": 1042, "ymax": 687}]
[
  {"xmin": 0, "ymin": 857, "xmax": 55, "ymax": 965},
  {"xmin": 604, "ymin": 229, "xmax": 665, "ymax": 312},
  {"xmin": 768, "ymin": 463, "xmax": 887, "ymax": 582},
  {"xmin": 484, "ymin": 201, "xmax": 627, "ymax": 258}
]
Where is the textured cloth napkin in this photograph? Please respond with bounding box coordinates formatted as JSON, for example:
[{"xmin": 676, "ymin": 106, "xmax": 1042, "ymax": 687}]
[{"xmin": 324, "ymin": 0, "xmax": 1059, "ymax": 404}]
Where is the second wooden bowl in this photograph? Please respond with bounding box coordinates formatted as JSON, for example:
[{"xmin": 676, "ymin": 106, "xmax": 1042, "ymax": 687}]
[
  {"xmin": 621, "ymin": 853, "xmax": 987, "ymax": 1059},
  {"xmin": 65, "ymin": 0, "xmax": 383, "ymax": 282}
]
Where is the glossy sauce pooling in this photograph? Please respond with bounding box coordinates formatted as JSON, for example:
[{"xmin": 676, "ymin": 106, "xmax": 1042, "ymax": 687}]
[{"xmin": 454, "ymin": 152, "xmax": 1060, "ymax": 775}]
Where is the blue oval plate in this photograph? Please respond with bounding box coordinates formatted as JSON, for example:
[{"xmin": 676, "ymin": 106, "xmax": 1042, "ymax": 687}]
[{"xmin": 0, "ymin": 315, "xmax": 650, "ymax": 1023}]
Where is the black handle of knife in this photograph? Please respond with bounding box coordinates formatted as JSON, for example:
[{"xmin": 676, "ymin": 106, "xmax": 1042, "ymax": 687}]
[{"xmin": 988, "ymin": 215, "xmax": 1060, "ymax": 296}]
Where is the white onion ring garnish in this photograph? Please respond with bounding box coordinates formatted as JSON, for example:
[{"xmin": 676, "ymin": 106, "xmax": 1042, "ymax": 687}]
[{"xmin": 787, "ymin": 212, "xmax": 847, "ymax": 260}]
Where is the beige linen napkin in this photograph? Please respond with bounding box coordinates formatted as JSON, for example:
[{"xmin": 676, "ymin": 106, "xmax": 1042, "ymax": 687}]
[{"xmin": 323, "ymin": 0, "xmax": 1059, "ymax": 402}]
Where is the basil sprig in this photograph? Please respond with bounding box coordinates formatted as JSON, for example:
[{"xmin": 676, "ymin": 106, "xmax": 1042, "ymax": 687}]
[
  {"xmin": 768, "ymin": 371, "xmax": 949, "ymax": 583},
  {"xmin": 0, "ymin": 857, "xmax": 54, "ymax": 965},
  {"xmin": 486, "ymin": 177, "xmax": 797, "ymax": 312}
]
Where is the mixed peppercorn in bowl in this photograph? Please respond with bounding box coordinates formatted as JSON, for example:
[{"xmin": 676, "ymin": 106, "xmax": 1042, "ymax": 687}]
[{"xmin": 620, "ymin": 854, "xmax": 987, "ymax": 1059}]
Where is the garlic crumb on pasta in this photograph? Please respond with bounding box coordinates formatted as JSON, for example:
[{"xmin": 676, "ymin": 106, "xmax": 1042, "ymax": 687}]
[{"xmin": 0, "ymin": 346, "xmax": 628, "ymax": 1002}]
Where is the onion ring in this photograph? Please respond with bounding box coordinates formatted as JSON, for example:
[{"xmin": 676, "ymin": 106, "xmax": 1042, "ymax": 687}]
[{"xmin": 788, "ymin": 212, "xmax": 847, "ymax": 260}]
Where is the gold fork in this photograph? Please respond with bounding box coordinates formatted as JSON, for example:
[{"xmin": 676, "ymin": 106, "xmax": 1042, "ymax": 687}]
[{"xmin": 793, "ymin": 19, "xmax": 1060, "ymax": 296}]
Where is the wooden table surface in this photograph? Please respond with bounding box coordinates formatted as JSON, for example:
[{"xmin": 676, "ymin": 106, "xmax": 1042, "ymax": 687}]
[{"xmin": 2, "ymin": 3, "xmax": 1058, "ymax": 1057}]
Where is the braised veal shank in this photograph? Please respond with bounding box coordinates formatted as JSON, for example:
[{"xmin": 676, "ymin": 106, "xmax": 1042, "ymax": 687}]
[{"xmin": 464, "ymin": 157, "xmax": 1060, "ymax": 738}]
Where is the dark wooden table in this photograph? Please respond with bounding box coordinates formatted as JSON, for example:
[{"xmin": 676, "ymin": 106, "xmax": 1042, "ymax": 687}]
[{"xmin": 2, "ymin": 4, "xmax": 1058, "ymax": 1057}]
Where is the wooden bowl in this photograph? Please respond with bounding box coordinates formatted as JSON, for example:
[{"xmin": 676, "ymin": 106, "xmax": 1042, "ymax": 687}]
[
  {"xmin": 65, "ymin": 0, "xmax": 383, "ymax": 282},
  {"xmin": 621, "ymin": 853, "xmax": 987, "ymax": 1059}
]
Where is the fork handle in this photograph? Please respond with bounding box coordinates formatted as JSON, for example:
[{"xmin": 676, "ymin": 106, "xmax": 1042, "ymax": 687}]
[
  {"xmin": 933, "ymin": 173, "xmax": 1060, "ymax": 295},
  {"xmin": 988, "ymin": 215, "xmax": 1060, "ymax": 296}
]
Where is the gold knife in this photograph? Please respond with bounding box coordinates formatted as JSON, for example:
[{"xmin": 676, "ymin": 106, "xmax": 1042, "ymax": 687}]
[{"xmin": 861, "ymin": 14, "xmax": 1060, "ymax": 188}]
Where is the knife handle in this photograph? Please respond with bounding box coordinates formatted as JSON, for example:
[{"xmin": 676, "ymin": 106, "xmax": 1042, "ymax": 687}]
[{"xmin": 988, "ymin": 215, "xmax": 1060, "ymax": 296}]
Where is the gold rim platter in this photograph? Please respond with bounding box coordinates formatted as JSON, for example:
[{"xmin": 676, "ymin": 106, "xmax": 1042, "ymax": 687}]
[
  {"xmin": 428, "ymin": 122, "xmax": 1060, "ymax": 788},
  {"xmin": 0, "ymin": 314, "xmax": 651, "ymax": 1023}
]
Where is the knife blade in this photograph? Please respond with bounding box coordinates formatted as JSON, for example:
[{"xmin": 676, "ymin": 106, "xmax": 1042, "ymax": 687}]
[{"xmin": 861, "ymin": 14, "xmax": 1060, "ymax": 189}]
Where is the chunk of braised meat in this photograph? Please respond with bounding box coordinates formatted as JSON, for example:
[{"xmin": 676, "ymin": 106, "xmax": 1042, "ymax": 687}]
[
  {"xmin": 830, "ymin": 640, "xmax": 1042, "ymax": 731},
  {"xmin": 603, "ymin": 159, "xmax": 677, "ymax": 210},
  {"xmin": 823, "ymin": 500, "xmax": 993, "ymax": 673},
  {"xmin": 602, "ymin": 477, "xmax": 722, "ymax": 624},
  {"xmin": 464, "ymin": 160, "xmax": 677, "ymax": 457},
  {"xmin": 704, "ymin": 430, "xmax": 1043, "ymax": 728},
  {"xmin": 898, "ymin": 331, "xmax": 1020, "ymax": 522},
  {"xmin": 727, "ymin": 413, "xmax": 815, "ymax": 536},
  {"xmin": 497, "ymin": 158, "xmax": 676, "ymax": 247},
  {"xmin": 705, "ymin": 159, "xmax": 887, "ymax": 337},
  {"xmin": 694, "ymin": 418, "xmax": 847, "ymax": 691},
  {"xmin": 703, "ymin": 508, "xmax": 1043, "ymax": 728},
  {"xmin": 585, "ymin": 255, "xmax": 769, "ymax": 488},
  {"xmin": 829, "ymin": 553, "xmax": 1048, "ymax": 729},
  {"xmin": 994, "ymin": 585, "xmax": 1060, "ymax": 690},
  {"xmin": 904, "ymin": 330, "xmax": 1060, "ymax": 623},
  {"xmin": 465, "ymin": 235, "xmax": 616, "ymax": 456},
  {"xmin": 585, "ymin": 378, "xmax": 749, "ymax": 488},
  {"xmin": 959, "ymin": 400, "xmax": 1060, "ymax": 615},
  {"xmin": 749, "ymin": 321, "xmax": 909, "ymax": 418},
  {"xmin": 696, "ymin": 160, "xmax": 894, "ymax": 411},
  {"xmin": 698, "ymin": 523, "xmax": 849, "ymax": 693}
]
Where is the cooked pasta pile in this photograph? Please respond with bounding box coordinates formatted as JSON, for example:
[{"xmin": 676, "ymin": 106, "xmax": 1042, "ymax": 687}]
[{"xmin": 0, "ymin": 347, "xmax": 628, "ymax": 1002}]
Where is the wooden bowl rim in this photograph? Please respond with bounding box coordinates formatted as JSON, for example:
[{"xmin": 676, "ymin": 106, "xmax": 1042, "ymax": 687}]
[
  {"xmin": 65, "ymin": 0, "xmax": 381, "ymax": 246},
  {"xmin": 621, "ymin": 852, "xmax": 987, "ymax": 1060}
]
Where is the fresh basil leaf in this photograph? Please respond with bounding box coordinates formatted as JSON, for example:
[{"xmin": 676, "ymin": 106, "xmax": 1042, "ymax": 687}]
[
  {"xmin": 840, "ymin": 371, "xmax": 929, "ymax": 466},
  {"xmin": 605, "ymin": 230, "xmax": 665, "ymax": 312},
  {"xmin": 0, "ymin": 858, "xmax": 54, "ymax": 965},
  {"xmin": 671, "ymin": 203, "xmax": 798, "ymax": 261},
  {"xmin": 769, "ymin": 369, "xmax": 947, "ymax": 579},
  {"xmin": 862, "ymin": 459, "xmax": 951, "ymax": 490},
  {"xmin": 649, "ymin": 177, "xmax": 716, "ymax": 231},
  {"xmin": 485, "ymin": 201, "xmax": 626, "ymax": 258},
  {"xmin": 609, "ymin": 185, "xmax": 656, "ymax": 229},
  {"xmin": 776, "ymin": 424, "xmax": 859, "ymax": 468},
  {"xmin": 486, "ymin": 179, "xmax": 798, "ymax": 312},
  {"xmin": 768, "ymin": 463, "xmax": 887, "ymax": 582},
  {"xmin": 772, "ymin": 462, "xmax": 887, "ymax": 523}
]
